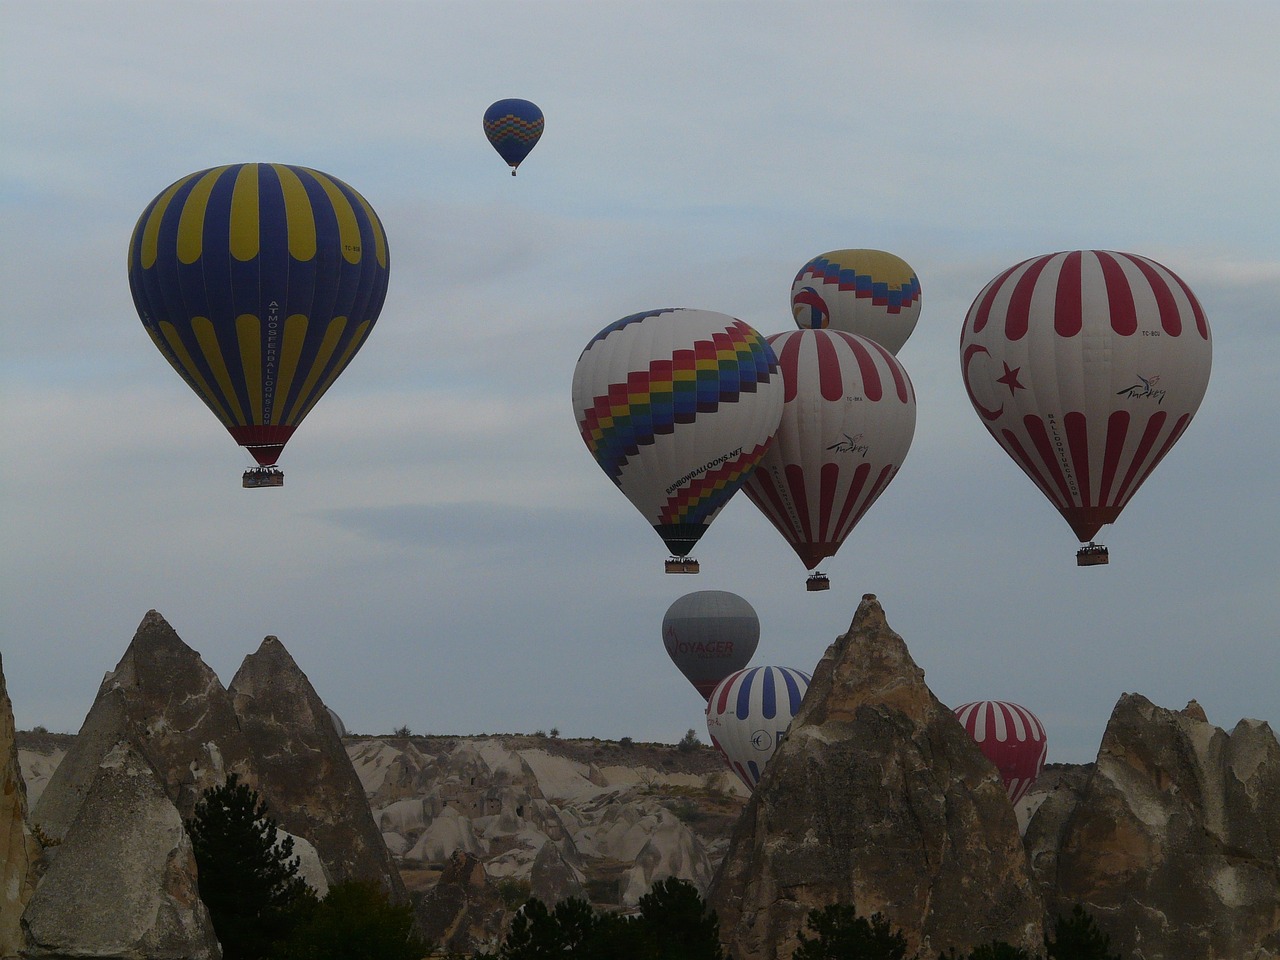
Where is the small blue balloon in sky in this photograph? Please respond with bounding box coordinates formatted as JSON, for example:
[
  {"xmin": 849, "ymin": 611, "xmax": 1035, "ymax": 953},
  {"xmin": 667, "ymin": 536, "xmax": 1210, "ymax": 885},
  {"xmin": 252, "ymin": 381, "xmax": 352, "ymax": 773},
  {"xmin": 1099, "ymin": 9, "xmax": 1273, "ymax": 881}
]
[{"xmin": 483, "ymin": 99, "xmax": 544, "ymax": 175}]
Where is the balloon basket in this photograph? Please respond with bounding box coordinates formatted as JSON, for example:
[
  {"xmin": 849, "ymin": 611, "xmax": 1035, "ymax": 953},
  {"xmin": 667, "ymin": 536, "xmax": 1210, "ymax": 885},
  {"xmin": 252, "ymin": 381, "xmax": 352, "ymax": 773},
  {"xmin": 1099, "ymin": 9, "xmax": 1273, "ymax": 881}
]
[
  {"xmin": 806, "ymin": 572, "xmax": 830, "ymax": 592},
  {"xmin": 243, "ymin": 466, "xmax": 284, "ymax": 489},
  {"xmin": 665, "ymin": 558, "xmax": 700, "ymax": 574},
  {"xmin": 1076, "ymin": 543, "xmax": 1109, "ymax": 566}
]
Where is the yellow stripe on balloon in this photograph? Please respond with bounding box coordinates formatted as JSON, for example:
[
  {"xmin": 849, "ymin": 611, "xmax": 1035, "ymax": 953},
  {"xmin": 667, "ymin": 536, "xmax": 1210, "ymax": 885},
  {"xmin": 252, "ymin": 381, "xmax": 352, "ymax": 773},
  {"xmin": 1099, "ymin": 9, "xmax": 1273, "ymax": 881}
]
[
  {"xmin": 296, "ymin": 319, "xmax": 370, "ymax": 422},
  {"xmin": 158, "ymin": 321, "xmax": 234, "ymax": 427},
  {"xmin": 273, "ymin": 164, "xmax": 316, "ymax": 263},
  {"xmin": 138, "ymin": 173, "xmax": 198, "ymax": 271},
  {"xmin": 353, "ymin": 189, "xmax": 388, "ymax": 268},
  {"xmin": 229, "ymin": 164, "xmax": 260, "ymax": 263},
  {"xmin": 270, "ymin": 314, "xmax": 308, "ymax": 425},
  {"xmin": 283, "ymin": 316, "xmax": 347, "ymax": 424},
  {"xmin": 192, "ymin": 315, "xmax": 247, "ymax": 425},
  {"xmin": 306, "ymin": 169, "xmax": 362, "ymax": 265},
  {"xmin": 177, "ymin": 167, "xmax": 231, "ymax": 266},
  {"xmin": 236, "ymin": 314, "xmax": 262, "ymax": 425}
]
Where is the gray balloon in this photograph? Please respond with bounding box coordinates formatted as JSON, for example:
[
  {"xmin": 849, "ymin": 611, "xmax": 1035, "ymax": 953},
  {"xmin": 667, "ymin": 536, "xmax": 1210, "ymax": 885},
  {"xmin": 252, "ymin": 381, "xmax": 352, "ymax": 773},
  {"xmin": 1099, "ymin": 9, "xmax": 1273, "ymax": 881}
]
[{"xmin": 662, "ymin": 590, "xmax": 760, "ymax": 699}]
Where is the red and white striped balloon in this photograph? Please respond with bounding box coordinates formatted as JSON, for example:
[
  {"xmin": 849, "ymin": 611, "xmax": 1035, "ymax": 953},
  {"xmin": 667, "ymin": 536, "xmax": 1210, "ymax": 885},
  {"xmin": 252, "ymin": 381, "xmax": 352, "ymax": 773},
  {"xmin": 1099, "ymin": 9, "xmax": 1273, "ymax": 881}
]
[
  {"xmin": 960, "ymin": 251, "xmax": 1211, "ymax": 547},
  {"xmin": 953, "ymin": 700, "xmax": 1047, "ymax": 804},
  {"xmin": 741, "ymin": 329, "xmax": 916, "ymax": 575}
]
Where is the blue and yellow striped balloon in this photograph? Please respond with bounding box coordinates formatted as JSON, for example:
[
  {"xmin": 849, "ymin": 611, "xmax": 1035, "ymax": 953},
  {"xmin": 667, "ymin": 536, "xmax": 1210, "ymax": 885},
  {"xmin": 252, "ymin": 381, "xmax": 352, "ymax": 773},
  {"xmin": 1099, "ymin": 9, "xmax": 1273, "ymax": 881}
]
[{"xmin": 128, "ymin": 163, "xmax": 390, "ymax": 472}]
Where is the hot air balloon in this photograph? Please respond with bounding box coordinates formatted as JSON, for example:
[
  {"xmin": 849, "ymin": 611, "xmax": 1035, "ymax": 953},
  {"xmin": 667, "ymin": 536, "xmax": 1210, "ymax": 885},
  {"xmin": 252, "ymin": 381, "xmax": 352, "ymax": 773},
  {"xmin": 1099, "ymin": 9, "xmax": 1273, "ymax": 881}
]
[
  {"xmin": 483, "ymin": 99, "xmax": 544, "ymax": 175},
  {"xmin": 705, "ymin": 666, "xmax": 811, "ymax": 791},
  {"xmin": 571, "ymin": 308, "xmax": 784, "ymax": 572},
  {"xmin": 741, "ymin": 330, "xmax": 916, "ymax": 590},
  {"xmin": 960, "ymin": 250, "xmax": 1211, "ymax": 564},
  {"xmin": 662, "ymin": 591, "xmax": 760, "ymax": 699},
  {"xmin": 128, "ymin": 163, "xmax": 390, "ymax": 487},
  {"xmin": 791, "ymin": 249, "xmax": 922, "ymax": 354},
  {"xmin": 953, "ymin": 700, "xmax": 1047, "ymax": 805}
]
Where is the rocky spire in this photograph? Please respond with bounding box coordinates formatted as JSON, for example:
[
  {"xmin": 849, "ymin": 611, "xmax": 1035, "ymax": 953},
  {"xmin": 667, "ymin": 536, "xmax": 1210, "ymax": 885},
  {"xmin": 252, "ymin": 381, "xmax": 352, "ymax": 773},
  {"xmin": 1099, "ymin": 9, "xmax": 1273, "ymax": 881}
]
[
  {"xmin": 31, "ymin": 610, "xmax": 257, "ymax": 840},
  {"xmin": 0, "ymin": 654, "xmax": 41, "ymax": 959},
  {"xmin": 228, "ymin": 635, "xmax": 405, "ymax": 899},
  {"xmin": 21, "ymin": 740, "xmax": 220, "ymax": 959},
  {"xmin": 1036, "ymin": 692, "xmax": 1280, "ymax": 959},
  {"xmin": 710, "ymin": 595, "xmax": 1043, "ymax": 959}
]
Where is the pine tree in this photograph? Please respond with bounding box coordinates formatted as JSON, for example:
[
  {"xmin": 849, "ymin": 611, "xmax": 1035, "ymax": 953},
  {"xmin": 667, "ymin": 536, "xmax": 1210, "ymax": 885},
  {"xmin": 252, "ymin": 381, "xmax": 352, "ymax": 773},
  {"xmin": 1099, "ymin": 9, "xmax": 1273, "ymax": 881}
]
[
  {"xmin": 635, "ymin": 877, "xmax": 725, "ymax": 960},
  {"xmin": 792, "ymin": 904, "xmax": 910, "ymax": 960},
  {"xmin": 1045, "ymin": 905, "xmax": 1121, "ymax": 960},
  {"xmin": 277, "ymin": 881, "xmax": 428, "ymax": 960},
  {"xmin": 185, "ymin": 773, "xmax": 315, "ymax": 960}
]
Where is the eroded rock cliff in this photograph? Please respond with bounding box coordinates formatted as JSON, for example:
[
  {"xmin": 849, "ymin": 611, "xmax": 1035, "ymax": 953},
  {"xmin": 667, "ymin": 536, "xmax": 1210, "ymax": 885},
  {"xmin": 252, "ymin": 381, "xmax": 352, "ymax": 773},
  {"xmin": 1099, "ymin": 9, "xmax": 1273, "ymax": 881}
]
[{"xmin": 710, "ymin": 594, "xmax": 1044, "ymax": 960}]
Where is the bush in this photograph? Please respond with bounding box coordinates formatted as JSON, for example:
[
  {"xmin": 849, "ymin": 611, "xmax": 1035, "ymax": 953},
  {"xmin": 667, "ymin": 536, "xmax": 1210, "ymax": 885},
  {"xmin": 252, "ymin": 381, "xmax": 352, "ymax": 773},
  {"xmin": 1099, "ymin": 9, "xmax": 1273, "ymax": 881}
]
[
  {"xmin": 1045, "ymin": 905, "xmax": 1120, "ymax": 960},
  {"xmin": 277, "ymin": 880, "xmax": 428, "ymax": 960},
  {"xmin": 793, "ymin": 904, "xmax": 909, "ymax": 960},
  {"xmin": 677, "ymin": 728, "xmax": 701, "ymax": 752}
]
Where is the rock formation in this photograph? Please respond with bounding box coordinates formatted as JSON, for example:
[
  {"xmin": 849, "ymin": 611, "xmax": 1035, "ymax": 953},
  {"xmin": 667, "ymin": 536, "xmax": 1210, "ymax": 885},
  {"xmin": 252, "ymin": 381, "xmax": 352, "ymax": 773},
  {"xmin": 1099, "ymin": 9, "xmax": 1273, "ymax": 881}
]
[
  {"xmin": 1, "ymin": 655, "xmax": 41, "ymax": 959},
  {"xmin": 228, "ymin": 635, "xmax": 405, "ymax": 899},
  {"xmin": 31, "ymin": 610, "xmax": 258, "ymax": 841},
  {"xmin": 21, "ymin": 740, "xmax": 220, "ymax": 960},
  {"xmin": 416, "ymin": 851, "xmax": 509, "ymax": 956},
  {"xmin": 1031, "ymin": 693, "xmax": 1280, "ymax": 959},
  {"xmin": 710, "ymin": 595, "xmax": 1044, "ymax": 959}
]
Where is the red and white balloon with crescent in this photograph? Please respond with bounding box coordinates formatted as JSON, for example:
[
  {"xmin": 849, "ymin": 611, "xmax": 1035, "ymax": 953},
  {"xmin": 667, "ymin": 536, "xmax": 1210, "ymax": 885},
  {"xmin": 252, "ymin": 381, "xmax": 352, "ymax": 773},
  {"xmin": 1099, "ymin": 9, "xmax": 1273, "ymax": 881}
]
[
  {"xmin": 953, "ymin": 700, "xmax": 1047, "ymax": 805},
  {"xmin": 960, "ymin": 250, "xmax": 1211, "ymax": 546},
  {"xmin": 741, "ymin": 329, "xmax": 916, "ymax": 576}
]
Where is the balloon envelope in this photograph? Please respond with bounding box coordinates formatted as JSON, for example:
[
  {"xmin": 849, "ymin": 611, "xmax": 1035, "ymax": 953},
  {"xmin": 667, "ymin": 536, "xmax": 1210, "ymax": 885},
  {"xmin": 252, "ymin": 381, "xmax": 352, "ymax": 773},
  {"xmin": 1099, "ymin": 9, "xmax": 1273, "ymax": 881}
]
[
  {"xmin": 960, "ymin": 250, "xmax": 1211, "ymax": 545},
  {"xmin": 953, "ymin": 700, "xmax": 1047, "ymax": 804},
  {"xmin": 705, "ymin": 666, "xmax": 811, "ymax": 791},
  {"xmin": 571, "ymin": 308, "xmax": 784, "ymax": 560},
  {"xmin": 128, "ymin": 163, "xmax": 390, "ymax": 468},
  {"xmin": 483, "ymin": 98, "xmax": 544, "ymax": 173},
  {"xmin": 662, "ymin": 591, "xmax": 760, "ymax": 699},
  {"xmin": 791, "ymin": 249, "xmax": 921, "ymax": 354},
  {"xmin": 742, "ymin": 330, "xmax": 916, "ymax": 573}
]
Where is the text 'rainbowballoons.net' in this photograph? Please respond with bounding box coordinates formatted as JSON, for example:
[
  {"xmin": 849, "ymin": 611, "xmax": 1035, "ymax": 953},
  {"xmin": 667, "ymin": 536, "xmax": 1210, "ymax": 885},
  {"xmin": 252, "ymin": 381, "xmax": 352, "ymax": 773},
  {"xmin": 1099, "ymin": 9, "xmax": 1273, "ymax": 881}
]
[
  {"xmin": 953, "ymin": 699, "xmax": 1048, "ymax": 805},
  {"xmin": 960, "ymin": 250, "xmax": 1211, "ymax": 563},
  {"xmin": 706, "ymin": 665, "xmax": 811, "ymax": 792},
  {"xmin": 571, "ymin": 308, "xmax": 784, "ymax": 570},
  {"xmin": 128, "ymin": 163, "xmax": 390, "ymax": 487}
]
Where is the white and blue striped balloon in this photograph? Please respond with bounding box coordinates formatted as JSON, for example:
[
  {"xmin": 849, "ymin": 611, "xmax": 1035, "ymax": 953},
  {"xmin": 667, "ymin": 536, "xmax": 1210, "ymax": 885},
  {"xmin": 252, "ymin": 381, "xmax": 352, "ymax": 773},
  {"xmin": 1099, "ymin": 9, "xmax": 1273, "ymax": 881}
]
[{"xmin": 705, "ymin": 666, "xmax": 811, "ymax": 791}]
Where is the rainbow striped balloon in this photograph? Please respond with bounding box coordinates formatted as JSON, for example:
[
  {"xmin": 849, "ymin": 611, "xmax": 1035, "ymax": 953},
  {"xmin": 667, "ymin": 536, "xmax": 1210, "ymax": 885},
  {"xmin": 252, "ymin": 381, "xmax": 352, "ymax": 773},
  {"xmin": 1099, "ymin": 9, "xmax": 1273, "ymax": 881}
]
[
  {"xmin": 128, "ymin": 163, "xmax": 389, "ymax": 471},
  {"xmin": 791, "ymin": 249, "xmax": 922, "ymax": 355},
  {"xmin": 572, "ymin": 309, "xmax": 783, "ymax": 562},
  {"xmin": 953, "ymin": 699, "xmax": 1047, "ymax": 804},
  {"xmin": 705, "ymin": 666, "xmax": 811, "ymax": 791}
]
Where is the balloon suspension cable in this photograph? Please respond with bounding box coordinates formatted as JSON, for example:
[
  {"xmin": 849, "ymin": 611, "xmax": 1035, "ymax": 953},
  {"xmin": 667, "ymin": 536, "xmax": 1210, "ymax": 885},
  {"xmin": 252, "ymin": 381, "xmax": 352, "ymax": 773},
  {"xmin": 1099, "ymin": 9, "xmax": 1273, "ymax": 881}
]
[
  {"xmin": 806, "ymin": 571, "xmax": 830, "ymax": 592},
  {"xmin": 1076, "ymin": 542, "xmax": 1109, "ymax": 567},
  {"xmin": 665, "ymin": 557, "xmax": 700, "ymax": 574},
  {"xmin": 243, "ymin": 465, "xmax": 284, "ymax": 489}
]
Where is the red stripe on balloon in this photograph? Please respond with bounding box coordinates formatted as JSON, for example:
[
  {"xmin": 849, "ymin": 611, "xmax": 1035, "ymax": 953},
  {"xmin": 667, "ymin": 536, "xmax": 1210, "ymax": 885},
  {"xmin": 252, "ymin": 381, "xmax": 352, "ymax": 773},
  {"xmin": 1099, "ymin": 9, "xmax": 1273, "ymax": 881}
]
[
  {"xmin": 1005, "ymin": 255, "xmax": 1054, "ymax": 341},
  {"xmin": 1098, "ymin": 410, "xmax": 1130, "ymax": 506},
  {"xmin": 1000, "ymin": 428, "xmax": 1066, "ymax": 510},
  {"xmin": 1167, "ymin": 270, "xmax": 1209, "ymax": 340},
  {"xmin": 1123, "ymin": 411, "xmax": 1190, "ymax": 504},
  {"xmin": 1130, "ymin": 256, "xmax": 1182, "ymax": 336},
  {"xmin": 818, "ymin": 461, "xmax": 840, "ymax": 542},
  {"xmin": 831, "ymin": 460, "xmax": 872, "ymax": 543},
  {"xmin": 743, "ymin": 470, "xmax": 794, "ymax": 540},
  {"xmin": 1113, "ymin": 410, "xmax": 1168, "ymax": 505},
  {"xmin": 842, "ymin": 464, "xmax": 896, "ymax": 536},
  {"xmin": 849, "ymin": 336, "xmax": 883, "ymax": 401},
  {"xmin": 1097, "ymin": 251, "xmax": 1138, "ymax": 336},
  {"xmin": 969, "ymin": 260, "xmax": 1024, "ymax": 335},
  {"xmin": 1024, "ymin": 416, "xmax": 1076, "ymax": 506},
  {"xmin": 816, "ymin": 331, "xmax": 844, "ymax": 401},
  {"xmin": 1055, "ymin": 251, "xmax": 1084, "ymax": 337},
  {"xmin": 1064, "ymin": 412, "xmax": 1092, "ymax": 507},
  {"xmin": 786, "ymin": 462, "xmax": 815, "ymax": 546},
  {"xmin": 776, "ymin": 333, "xmax": 803, "ymax": 403},
  {"xmin": 867, "ymin": 336, "xmax": 910, "ymax": 403}
]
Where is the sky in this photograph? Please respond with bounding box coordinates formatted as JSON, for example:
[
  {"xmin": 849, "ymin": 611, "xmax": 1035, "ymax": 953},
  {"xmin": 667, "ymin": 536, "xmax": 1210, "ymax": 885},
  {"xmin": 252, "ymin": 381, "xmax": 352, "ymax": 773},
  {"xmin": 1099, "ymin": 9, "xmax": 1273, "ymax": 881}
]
[{"xmin": 2, "ymin": 1, "xmax": 1277, "ymax": 765}]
